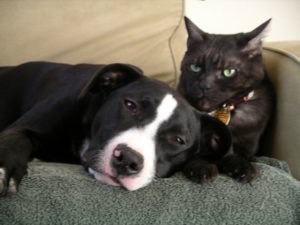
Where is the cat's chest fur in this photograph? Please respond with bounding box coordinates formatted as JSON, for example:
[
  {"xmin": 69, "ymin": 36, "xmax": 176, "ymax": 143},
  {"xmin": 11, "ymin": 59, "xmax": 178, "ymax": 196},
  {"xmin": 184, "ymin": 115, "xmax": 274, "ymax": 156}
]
[{"xmin": 229, "ymin": 81, "xmax": 273, "ymax": 131}]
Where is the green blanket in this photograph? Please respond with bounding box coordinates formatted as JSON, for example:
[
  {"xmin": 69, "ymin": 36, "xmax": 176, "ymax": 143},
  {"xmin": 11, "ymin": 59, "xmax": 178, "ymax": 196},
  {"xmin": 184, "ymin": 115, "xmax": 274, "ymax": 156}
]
[{"xmin": 0, "ymin": 157, "xmax": 299, "ymax": 225}]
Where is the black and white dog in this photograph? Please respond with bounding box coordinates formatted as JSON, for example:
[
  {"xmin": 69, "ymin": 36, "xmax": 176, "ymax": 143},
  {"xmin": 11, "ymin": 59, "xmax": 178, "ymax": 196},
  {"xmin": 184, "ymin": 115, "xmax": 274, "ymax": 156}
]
[{"xmin": 0, "ymin": 62, "xmax": 231, "ymax": 195}]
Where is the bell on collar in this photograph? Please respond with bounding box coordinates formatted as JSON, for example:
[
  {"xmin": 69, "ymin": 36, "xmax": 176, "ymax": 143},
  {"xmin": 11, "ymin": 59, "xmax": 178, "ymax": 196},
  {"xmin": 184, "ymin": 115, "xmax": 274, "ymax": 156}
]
[{"xmin": 211, "ymin": 103, "xmax": 234, "ymax": 125}]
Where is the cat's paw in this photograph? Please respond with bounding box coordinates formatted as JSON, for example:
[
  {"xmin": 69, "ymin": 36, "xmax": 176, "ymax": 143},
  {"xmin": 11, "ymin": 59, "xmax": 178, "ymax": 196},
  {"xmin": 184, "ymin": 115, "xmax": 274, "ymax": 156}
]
[
  {"xmin": 218, "ymin": 155, "xmax": 257, "ymax": 183},
  {"xmin": 183, "ymin": 160, "xmax": 218, "ymax": 183}
]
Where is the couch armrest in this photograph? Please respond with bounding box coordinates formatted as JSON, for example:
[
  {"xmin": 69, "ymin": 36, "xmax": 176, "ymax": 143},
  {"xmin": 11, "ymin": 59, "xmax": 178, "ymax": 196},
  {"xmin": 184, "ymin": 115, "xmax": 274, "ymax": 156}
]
[{"xmin": 263, "ymin": 41, "xmax": 300, "ymax": 179}]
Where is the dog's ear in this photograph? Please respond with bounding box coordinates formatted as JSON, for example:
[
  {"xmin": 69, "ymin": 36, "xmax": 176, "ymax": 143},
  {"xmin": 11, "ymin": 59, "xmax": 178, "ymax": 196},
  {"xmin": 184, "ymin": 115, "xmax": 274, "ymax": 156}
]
[
  {"xmin": 90, "ymin": 63, "xmax": 143, "ymax": 93},
  {"xmin": 197, "ymin": 113, "xmax": 232, "ymax": 161},
  {"xmin": 80, "ymin": 63, "xmax": 143, "ymax": 97}
]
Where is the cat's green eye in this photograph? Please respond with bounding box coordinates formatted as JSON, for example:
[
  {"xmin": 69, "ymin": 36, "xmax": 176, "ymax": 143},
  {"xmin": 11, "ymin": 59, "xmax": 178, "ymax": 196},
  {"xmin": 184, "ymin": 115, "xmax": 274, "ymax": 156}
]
[
  {"xmin": 190, "ymin": 64, "xmax": 201, "ymax": 73},
  {"xmin": 223, "ymin": 68, "xmax": 237, "ymax": 78}
]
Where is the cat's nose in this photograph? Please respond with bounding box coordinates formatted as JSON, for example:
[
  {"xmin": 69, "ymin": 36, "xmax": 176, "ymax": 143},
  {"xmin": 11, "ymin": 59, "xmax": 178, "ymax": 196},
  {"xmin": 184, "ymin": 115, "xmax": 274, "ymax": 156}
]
[
  {"xmin": 199, "ymin": 76, "xmax": 214, "ymax": 90},
  {"xmin": 199, "ymin": 82, "xmax": 211, "ymax": 90}
]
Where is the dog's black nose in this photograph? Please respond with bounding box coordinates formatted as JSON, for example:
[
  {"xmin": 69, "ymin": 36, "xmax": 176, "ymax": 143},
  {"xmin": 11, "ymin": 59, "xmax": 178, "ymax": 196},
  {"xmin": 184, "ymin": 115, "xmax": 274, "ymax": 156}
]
[{"xmin": 112, "ymin": 144, "xmax": 144, "ymax": 176}]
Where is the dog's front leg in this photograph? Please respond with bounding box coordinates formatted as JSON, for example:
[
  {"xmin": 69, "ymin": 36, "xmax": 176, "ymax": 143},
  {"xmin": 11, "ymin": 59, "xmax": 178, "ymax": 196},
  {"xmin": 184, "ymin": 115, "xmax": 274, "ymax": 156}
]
[{"xmin": 0, "ymin": 128, "xmax": 35, "ymax": 196}]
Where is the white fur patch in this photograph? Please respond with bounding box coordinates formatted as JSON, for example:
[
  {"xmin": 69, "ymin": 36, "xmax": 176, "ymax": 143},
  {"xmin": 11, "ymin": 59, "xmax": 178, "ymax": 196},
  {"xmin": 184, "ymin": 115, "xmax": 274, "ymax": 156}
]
[
  {"xmin": 0, "ymin": 168, "xmax": 17, "ymax": 194},
  {"xmin": 80, "ymin": 138, "xmax": 90, "ymax": 160},
  {"xmin": 92, "ymin": 94, "xmax": 178, "ymax": 191},
  {"xmin": 0, "ymin": 168, "xmax": 6, "ymax": 192},
  {"xmin": 8, "ymin": 178, "xmax": 17, "ymax": 194},
  {"xmin": 0, "ymin": 168, "xmax": 5, "ymax": 180}
]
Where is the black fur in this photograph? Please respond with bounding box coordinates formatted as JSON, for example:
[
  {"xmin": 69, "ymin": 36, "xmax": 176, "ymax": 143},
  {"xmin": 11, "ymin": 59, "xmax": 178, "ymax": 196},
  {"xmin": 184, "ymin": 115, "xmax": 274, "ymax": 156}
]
[{"xmin": 178, "ymin": 17, "xmax": 275, "ymax": 182}]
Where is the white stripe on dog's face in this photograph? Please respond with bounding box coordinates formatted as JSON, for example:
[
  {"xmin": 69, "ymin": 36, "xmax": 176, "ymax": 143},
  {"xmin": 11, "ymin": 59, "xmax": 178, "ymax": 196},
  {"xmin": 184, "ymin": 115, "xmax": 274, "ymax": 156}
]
[{"xmin": 95, "ymin": 94, "xmax": 178, "ymax": 191}]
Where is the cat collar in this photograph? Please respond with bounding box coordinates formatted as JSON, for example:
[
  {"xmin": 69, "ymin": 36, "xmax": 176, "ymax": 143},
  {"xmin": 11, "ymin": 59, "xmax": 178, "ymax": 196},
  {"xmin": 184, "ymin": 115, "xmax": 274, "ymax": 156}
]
[{"xmin": 209, "ymin": 90, "xmax": 255, "ymax": 125}]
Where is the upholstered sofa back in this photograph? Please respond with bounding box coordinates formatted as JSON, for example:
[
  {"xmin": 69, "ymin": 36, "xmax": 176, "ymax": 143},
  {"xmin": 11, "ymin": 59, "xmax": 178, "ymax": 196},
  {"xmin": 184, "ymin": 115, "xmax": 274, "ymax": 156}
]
[{"xmin": 0, "ymin": 0, "xmax": 186, "ymax": 85}]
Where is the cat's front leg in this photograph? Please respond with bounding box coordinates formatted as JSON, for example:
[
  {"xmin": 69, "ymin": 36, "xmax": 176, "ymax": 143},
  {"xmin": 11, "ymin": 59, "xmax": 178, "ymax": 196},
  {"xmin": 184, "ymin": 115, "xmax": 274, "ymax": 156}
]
[
  {"xmin": 217, "ymin": 154, "xmax": 258, "ymax": 183},
  {"xmin": 216, "ymin": 130, "xmax": 260, "ymax": 183},
  {"xmin": 183, "ymin": 159, "xmax": 218, "ymax": 183}
]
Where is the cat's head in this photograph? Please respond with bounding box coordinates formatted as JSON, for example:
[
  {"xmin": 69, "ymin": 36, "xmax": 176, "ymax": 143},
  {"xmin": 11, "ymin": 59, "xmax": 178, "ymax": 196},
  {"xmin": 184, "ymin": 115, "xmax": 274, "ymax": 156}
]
[{"xmin": 178, "ymin": 17, "xmax": 271, "ymax": 112}]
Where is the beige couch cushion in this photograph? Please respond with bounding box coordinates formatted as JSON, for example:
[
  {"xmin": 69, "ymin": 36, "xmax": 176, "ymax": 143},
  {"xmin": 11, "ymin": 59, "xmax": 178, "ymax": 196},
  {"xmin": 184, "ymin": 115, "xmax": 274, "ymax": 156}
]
[
  {"xmin": 0, "ymin": 0, "xmax": 185, "ymax": 85},
  {"xmin": 263, "ymin": 41, "xmax": 300, "ymax": 179}
]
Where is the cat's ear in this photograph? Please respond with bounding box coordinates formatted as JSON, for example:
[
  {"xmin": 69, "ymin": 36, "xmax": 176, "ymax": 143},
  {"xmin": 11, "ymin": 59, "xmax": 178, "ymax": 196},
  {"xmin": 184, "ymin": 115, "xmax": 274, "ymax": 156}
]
[
  {"xmin": 184, "ymin": 16, "xmax": 206, "ymax": 47},
  {"xmin": 241, "ymin": 19, "xmax": 271, "ymax": 57}
]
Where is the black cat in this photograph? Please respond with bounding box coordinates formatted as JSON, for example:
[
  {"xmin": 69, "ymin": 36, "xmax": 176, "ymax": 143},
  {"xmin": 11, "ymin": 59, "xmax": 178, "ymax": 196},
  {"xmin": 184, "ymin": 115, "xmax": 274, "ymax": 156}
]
[{"xmin": 179, "ymin": 17, "xmax": 275, "ymax": 183}]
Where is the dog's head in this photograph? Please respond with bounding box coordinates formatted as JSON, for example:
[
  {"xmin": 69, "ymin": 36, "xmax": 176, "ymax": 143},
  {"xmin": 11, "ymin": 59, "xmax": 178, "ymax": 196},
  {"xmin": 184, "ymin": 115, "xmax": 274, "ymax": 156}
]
[{"xmin": 80, "ymin": 64, "xmax": 231, "ymax": 191}]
